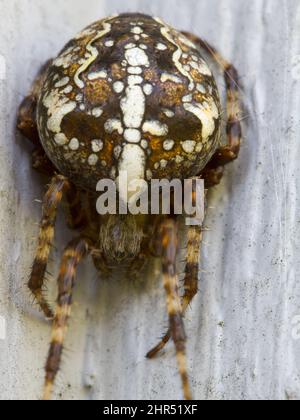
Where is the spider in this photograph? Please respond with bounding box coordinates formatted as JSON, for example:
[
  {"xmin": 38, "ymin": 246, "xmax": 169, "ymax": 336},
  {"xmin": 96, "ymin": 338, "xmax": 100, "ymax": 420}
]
[{"xmin": 17, "ymin": 13, "xmax": 242, "ymax": 401}]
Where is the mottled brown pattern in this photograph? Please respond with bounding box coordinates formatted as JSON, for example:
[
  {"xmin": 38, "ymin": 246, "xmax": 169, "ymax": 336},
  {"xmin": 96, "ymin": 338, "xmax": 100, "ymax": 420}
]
[
  {"xmin": 157, "ymin": 81, "xmax": 187, "ymax": 106},
  {"xmin": 36, "ymin": 14, "xmax": 222, "ymax": 191},
  {"xmin": 111, "ymin": 62, "xmax": 127, "ymax": 79},
  {"xmin": 84, "ymin": 79, "xmax": 112, "ymax": 106}
]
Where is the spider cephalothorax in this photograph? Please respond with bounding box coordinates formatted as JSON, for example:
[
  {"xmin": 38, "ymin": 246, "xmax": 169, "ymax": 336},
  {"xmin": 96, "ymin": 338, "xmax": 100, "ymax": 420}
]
[{"xmin": 18, "ymin": 12, "xmax": 242, "ymax": 401}]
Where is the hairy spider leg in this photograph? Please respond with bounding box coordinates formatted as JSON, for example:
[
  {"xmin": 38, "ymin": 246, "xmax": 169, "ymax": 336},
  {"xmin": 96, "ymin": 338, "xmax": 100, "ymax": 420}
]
[
  {"xmin": 182, "ymin": 32, "xmax": 242, "ymax": 187},
  {"xmin": 29, "ymin": 175, "xmax": 72, "ymax": 319},
  {"xmin": 159, "ymin": 219, "xmax": 192, "ymax": 400},
  {"xmin": 147, "ymin": 186, "xmax": 206, "ymax": 357},
  {"xmin": 43, "ymin": 237, "xmax": 90, "ymax": 401},
  {"xmin": 147, "ymin": 225, "xmax": 203, "ymax": 359}
]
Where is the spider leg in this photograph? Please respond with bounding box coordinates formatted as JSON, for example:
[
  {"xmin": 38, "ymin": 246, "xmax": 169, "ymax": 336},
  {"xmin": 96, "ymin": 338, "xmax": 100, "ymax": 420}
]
[
  {"xmin": 147, "ymin": 225, "xmax": 203, "ymax": 359},
  {"xmin": 158, "ymin": 219, "xmax": 192, "ymax": 400},
  {"xmin": 182, "ymin": 32, "xmax": 242, "ymax": 187},
  {"xmin": 29, "ymin": 175, "xmax": 72, "ymax": 318},
  {"xmin": 43, "ymin": 237, "xmax": 90, "ymax": 400}
]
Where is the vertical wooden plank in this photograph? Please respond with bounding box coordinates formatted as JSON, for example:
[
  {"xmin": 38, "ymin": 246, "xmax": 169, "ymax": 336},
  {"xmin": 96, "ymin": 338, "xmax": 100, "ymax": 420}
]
[{"xmin": 0, "ymin": 0, "xmax": 299, "ymax": 400}]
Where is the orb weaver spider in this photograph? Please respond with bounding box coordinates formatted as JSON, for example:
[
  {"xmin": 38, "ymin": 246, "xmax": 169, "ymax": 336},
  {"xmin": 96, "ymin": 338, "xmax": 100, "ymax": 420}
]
[{"xmin": 17, "ymin": 13, "xmax": 242, "ymax": 400}]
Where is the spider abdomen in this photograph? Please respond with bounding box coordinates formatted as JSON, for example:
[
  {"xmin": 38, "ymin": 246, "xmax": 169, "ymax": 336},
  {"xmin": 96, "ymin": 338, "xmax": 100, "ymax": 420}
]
[{"xmin": 37, "ymin": 13, "xmax": 221, "ymax": 192}]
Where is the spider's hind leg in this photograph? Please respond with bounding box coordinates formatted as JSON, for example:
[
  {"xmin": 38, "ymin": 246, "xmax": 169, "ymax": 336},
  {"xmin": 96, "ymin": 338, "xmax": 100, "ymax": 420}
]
[{"xmin": 156, "ymin": 219, "xmax": 192, "ymax": 400}]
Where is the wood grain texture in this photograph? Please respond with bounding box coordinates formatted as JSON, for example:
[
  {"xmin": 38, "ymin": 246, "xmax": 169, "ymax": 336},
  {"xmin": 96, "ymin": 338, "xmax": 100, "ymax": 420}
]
[{"xmin": 0, "ymin": 0, "xmax": 300, "ymax": 400}]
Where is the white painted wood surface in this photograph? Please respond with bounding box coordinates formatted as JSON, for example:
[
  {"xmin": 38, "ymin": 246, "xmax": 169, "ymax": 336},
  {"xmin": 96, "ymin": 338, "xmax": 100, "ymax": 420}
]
[{"xmin": 0, "ymin": 0, "xmax": 300, "ymax": 400}]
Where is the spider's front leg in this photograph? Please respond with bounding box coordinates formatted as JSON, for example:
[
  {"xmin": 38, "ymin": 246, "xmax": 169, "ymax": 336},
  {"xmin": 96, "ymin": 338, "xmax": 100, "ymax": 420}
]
[
  {"xmin": 43, "ymin": 237, "xmax": 90, "ymax": 400},
  {"xmin": 157, "ymin": 218, "xmax": 192, "ymax": 400},
  {"xmin": 29, "ymin": 175, "xmax": 87, "ymax": 318},
  {"xmin": 29, "ymin": 175, "xmax": 70, "ymax": 319}
]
